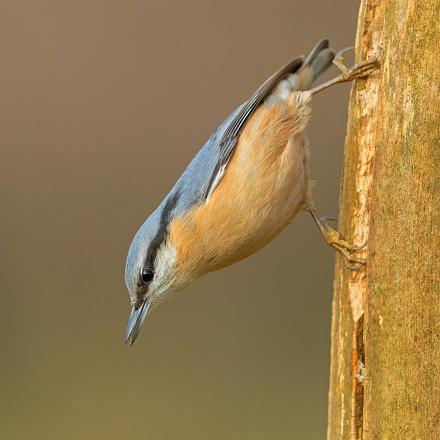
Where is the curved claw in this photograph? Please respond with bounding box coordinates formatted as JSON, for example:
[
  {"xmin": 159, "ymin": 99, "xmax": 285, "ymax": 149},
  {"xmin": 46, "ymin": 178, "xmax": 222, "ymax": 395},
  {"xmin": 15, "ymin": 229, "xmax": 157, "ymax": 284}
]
[
  {"xmin": 320, "ymin": 216, "xmax": 338, "ymax": 224},
  {"xmin": 335, "ymin": 244, "xmax": 367, "ymax": 269},
  {"xmin": 333, "ymin": 47, "xmax": 354, "ymax": 75},
  {"xmin": 335, "ymin": 46, "xmax": 354, "ymax": 59},
  {"xmin": 352, "ymin": 239, "xmax": 368, "ymax": 251},
  {"xmin": 343, "ymin": 259, "xmax": 364, "ymax": 271},
  {"xmin": 348, "ymin": 256, "xmax": 367, "ymax": 265}
]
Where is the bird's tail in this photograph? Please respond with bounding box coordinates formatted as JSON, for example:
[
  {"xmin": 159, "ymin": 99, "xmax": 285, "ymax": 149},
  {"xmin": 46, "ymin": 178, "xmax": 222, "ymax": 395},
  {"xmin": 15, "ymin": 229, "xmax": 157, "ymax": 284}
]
[{"xmin": 296, "ymin": 39, "xmax": 335, "ymax": 90}]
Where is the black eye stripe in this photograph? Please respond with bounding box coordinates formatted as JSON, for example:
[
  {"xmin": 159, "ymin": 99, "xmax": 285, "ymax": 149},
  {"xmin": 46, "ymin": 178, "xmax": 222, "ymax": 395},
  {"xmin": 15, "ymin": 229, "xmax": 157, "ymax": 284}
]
[
  {"xmin": 144, "ymin": 191, "xmax": 180, "ymax": 272},
  {"xmin": 136, "ymin": 191, "xmax": 180, "ymax": 295}
]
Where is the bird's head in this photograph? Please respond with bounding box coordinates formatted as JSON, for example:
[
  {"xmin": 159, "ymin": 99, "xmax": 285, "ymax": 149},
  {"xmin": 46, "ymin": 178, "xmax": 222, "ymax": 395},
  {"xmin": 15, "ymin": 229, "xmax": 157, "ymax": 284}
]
[{"xmin": 124, "ymin": 196, "xmax": 186, "ymax": 345}]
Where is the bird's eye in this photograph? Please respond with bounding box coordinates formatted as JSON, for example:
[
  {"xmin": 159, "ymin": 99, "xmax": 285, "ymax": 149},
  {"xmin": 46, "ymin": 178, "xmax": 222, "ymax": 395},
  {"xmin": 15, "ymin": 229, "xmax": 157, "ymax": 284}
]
[{"xmin": 141, "ymin": 267, "xmax": 154, "ymax": 283}]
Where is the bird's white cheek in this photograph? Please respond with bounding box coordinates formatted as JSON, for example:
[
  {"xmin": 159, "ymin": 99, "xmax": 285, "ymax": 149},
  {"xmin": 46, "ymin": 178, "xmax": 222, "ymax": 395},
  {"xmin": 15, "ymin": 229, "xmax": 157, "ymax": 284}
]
[{"xmin": 149, "ymin": 242, "xmax": 178, "ymax": 296}]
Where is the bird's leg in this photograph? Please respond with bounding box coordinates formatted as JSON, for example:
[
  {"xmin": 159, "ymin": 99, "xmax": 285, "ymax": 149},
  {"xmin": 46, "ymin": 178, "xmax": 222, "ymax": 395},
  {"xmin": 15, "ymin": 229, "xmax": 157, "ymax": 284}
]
[
  {"xmin": 309, "ymin": 53, "xmax": 380, "ymax": 96},
  {"xmin": 309, "ymin": 208, "xmax": 367, "ymax": 270}
]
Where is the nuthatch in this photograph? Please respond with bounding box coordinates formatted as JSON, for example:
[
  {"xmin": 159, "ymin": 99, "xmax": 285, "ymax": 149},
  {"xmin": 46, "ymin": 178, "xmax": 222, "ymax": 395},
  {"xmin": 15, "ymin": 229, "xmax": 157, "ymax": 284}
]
[{"xmin": 124, "ymin": 39, "xmax": 378, "ymax": 345}]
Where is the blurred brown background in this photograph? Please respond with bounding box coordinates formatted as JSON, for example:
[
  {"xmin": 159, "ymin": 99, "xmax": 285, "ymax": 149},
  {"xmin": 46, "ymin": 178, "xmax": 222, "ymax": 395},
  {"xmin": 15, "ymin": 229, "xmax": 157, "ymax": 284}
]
[{"xmin": 1, "ymin": 1, "xmax": 359, "ymax": 439}]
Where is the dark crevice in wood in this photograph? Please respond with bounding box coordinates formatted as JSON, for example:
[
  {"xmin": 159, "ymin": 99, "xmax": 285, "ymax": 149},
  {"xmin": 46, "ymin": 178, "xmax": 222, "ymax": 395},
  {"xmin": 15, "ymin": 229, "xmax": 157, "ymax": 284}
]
[{"xmin": 351, "ymin": 315, "xmax": 365, "ymax": 439}]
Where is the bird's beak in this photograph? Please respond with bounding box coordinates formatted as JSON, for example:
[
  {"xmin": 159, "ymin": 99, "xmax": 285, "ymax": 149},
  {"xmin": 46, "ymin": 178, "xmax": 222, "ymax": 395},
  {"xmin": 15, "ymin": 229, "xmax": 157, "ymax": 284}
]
[{"xmin": 124, "ymin": 299, "xmax": 150, "ymax": 346}]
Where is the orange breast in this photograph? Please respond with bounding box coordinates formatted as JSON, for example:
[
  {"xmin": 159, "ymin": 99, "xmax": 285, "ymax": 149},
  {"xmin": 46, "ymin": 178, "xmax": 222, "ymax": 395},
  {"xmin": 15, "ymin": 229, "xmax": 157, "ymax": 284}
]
[{"xmin": 169, "ymin": 95, "xmax": 311, "ymax": 286}]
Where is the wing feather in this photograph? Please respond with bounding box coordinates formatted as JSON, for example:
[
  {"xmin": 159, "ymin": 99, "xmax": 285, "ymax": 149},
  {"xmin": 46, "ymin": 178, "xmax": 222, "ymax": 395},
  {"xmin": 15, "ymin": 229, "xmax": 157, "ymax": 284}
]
[{"xmin": 202, "ymin": 56, "xmax": 304, "ymax": 200}]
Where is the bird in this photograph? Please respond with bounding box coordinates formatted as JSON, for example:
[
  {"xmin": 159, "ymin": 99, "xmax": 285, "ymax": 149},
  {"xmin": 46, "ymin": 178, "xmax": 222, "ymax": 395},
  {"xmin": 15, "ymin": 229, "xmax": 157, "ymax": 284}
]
[{"xmin": 124, "ymin": 39, "xmax": 378, "ymax": 345}]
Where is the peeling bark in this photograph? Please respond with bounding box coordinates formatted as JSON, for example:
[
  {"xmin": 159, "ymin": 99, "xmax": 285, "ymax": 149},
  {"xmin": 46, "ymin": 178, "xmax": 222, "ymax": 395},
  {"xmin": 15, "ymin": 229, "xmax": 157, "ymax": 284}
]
[{"xmin": 327, "ymin": 1, "xmax": 440, "ymax": 439}]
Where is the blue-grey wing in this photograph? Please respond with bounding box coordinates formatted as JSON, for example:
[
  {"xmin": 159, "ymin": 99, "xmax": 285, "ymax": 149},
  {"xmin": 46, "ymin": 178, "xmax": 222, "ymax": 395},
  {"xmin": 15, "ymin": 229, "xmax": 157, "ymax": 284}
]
[
  {"xmin": 202, "ymin": 56, "xmax": 304, "ymax": 200},
  {"xmin": 167, "ymin": 55, "xmax": 305, "ymax": 219},
  {"xmin": 163, "ymin": 36, "xmax": 338, "ymax": 218},
  {"xmin": 165, "ymin": 38, "xmax": 338, "ymax": 219},
  {"xmin": 164, "ymin": 57, "xmax": 303, "ymax": 217},
  {"xmin": 166, "ymin": 106, "xmax": 243, "ymax": 218}
]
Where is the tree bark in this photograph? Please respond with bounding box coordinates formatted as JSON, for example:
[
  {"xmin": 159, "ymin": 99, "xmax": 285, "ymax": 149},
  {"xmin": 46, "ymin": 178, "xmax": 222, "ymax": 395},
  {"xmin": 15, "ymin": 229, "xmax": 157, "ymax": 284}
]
[{"xmin": 327, "ymin": 1, "xmax": 440, "ymax": 439}]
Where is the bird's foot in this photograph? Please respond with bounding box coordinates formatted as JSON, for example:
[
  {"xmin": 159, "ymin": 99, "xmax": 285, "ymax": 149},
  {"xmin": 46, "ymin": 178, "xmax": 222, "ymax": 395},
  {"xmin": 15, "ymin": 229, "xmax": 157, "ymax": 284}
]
[
  {"xmin": 309, "ymin": 209, "xmax": 367, "ymax": 270},
  {"xmin": 310, "ymin": 51, "xmax": 381, "ymax": 95},
  {"xmin": 322, "ymin": 227, "xmax": 367, "ymax": 270},
  {"xmin": 338, "ymin": 56, "xmax": 380, "ymax": 83}
]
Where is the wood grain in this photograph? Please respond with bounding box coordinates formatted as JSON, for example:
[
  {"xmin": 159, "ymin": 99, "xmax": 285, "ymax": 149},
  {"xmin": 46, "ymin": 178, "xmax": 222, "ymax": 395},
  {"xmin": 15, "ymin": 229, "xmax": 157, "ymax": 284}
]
[{"xmin": 328, "ymin": 1, "xmax": 440, "ymax": 439}]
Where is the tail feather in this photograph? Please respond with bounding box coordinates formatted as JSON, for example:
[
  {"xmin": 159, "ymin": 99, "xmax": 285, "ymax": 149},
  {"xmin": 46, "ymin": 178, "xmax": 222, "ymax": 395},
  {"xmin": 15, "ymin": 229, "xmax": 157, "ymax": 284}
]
[
  {"xmin": 303, "ymin": 39, "xmax": 330, "ymax": 67},
  {"xmin": 267, "ymin": 39, "xmax": 336, "ymax": 102},
  {"xmin": 307, "ymin": 48, "xmax": 335, "ymax": 81},
  {"xmin": 298, "ymin": 39, "xmax": 335, "ymax": 90}
]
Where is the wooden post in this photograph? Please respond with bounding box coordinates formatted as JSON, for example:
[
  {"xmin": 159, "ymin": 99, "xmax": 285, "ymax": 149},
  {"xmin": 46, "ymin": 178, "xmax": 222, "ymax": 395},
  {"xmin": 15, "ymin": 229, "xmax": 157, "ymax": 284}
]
[{"xmin": 327, "ymin": 1, "xmax": 440, "ymax": 439}]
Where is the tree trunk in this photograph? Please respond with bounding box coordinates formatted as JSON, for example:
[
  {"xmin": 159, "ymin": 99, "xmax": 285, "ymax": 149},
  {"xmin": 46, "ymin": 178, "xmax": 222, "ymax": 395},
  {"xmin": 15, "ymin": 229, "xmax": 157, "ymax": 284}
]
[{"xmin": 327, "ymin": 1, "xmax": 440, "ymax": 439}]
